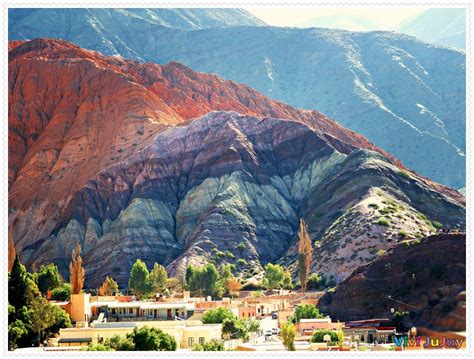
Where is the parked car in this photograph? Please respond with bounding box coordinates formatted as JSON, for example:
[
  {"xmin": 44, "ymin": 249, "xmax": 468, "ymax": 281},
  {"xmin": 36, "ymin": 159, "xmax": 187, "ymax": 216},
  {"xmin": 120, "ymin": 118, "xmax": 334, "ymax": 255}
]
[{"xmin": 271, "ymin": 313, "xmax": 278, "ymax": 320}]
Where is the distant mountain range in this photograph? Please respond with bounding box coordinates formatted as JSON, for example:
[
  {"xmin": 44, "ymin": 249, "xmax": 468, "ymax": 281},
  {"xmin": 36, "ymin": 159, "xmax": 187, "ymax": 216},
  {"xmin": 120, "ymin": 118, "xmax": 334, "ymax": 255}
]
[
  {"xmin": 8, "ymin": 39, "xmax": 464, "ymax": 287},
  {"xmin": 297, "ymin": 13, "xmax": 382, "ymax": 31},
  {"xmin": 396, "ymin": 8, "xmax": 466, "ymax": 49},
  {"xmin": 9, "ymin": 8, "xmax": 466, "ymax": 189}
]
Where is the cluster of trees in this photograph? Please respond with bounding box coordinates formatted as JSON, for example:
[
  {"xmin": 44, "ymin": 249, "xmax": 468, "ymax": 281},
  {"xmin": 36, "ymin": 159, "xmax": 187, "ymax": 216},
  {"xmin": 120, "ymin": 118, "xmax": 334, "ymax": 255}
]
[
  {"xmin": 8, "ymin": 256, "xmax": 72, "ymax": 350},
  {"xmin": 185, "ymin": 262, "xmax": 242, "ymax": 299},
  {"xmin": 85, "ymin": 326, "xmax": 177, "ymax": 351},
  {"xmin": 202, "ymin": 308, "xmax": 260, "ymax": 342},
  {"xmin": 8, "ymin": 242, "xmax": 88, "ymax": 350},
  {"xmin": 125, "ymin": 219, "xmax": 328, "ymax": 297},
  {"xmin": 128, "ymin": 260, "xmax": 168, "ymax": 298}
]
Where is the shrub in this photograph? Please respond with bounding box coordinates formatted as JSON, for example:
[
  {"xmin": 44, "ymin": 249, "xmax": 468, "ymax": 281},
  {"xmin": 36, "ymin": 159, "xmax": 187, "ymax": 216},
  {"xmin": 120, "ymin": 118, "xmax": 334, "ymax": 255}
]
[
  {"xmin": 83, "ymin": 344, "xmax": 112, "ymax": 351},
  {"xmin": 236, "ymin": 242, "xmax": 247, "ymax": 256},
  {"xmin": 368, "ymin": 203, "xmax": 379, "ymax": 209},
  {"xmin": 311, "ymin": 329, "xmax": 339, "ymax": 344},
  {"xmin": 376, "ymin": 218, "xmax": 390, "ymax": 227},
  {"xmin": 398, "ymin": 231, "xmax": 407, "ymax": 239},
  {"xmin": 215, "ymin": 251, "xmax": 226, "ymax": 261},
  {"xmin": 104, "ymin": 335, "xmax": 135, "ymax": 350},
  {"xmin": 236, "ymin": 259, "xmax": 247, "ymax": 267},
  {"xmin": 241, "ymin": 281, "xmax": 264, "ymax": 291},
  {"xmin": 193, "ymin": 339, "xmax": 225, "ymax": 351},
  {"xmin": 376, "ymin": 249, "xmax": 386, "ymax": 256},
  {"xmin": 281, "ymin": 322, "xmax": 296, "ymax": 351},
  {"xmin": 430, "ymin": 264, "xmax": 444, "ymax": 280},
  {"xmin": 399, "ymin": 170, "xmax": 411, "ymax": 179}
]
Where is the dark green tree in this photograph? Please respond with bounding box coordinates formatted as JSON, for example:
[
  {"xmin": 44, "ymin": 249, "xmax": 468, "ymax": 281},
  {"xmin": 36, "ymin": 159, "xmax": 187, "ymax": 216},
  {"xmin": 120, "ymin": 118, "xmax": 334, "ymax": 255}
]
[
  {"xmin": 9, "ymin": 256, "xmax": 30, "ymax": 310},
  {"xmin": 37, "ymin": 263, "xmax": 63, "ymax": 296},
  {"xmin": 128, "ymin": 259, "xmax": 151, "ymax": 298},
  {"xmin": 51, "ymin": 284, "xmax": 71, "ymax": 301},
  {"xmin": 185, "ymin": 265, "xmax": 195, "ymax": 290},
  {"xmin": 149, "ymin": 263, "xmax": 168, "ymax": 293},
  {"xmin": 203, "ymin": 263, "xmax": 222, "ymax": 298}
]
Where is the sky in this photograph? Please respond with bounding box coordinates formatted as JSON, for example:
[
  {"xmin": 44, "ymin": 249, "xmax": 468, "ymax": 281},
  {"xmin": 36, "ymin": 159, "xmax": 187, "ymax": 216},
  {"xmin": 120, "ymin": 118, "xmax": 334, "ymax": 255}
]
[{"xmin": 246, "ymin": 7, "xmax": 429, "ymax": 31}]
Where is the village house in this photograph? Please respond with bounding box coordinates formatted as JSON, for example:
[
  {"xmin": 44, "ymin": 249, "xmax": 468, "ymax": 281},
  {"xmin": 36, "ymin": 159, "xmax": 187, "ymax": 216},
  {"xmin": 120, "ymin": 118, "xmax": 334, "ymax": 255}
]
[
  {"xmin": 54, "ymin": 320, "xmax": 222, "ymax": 349},
  {"xmin": 51, "ymin": 293, "xmax": 222, "ymax": 349},
  {"xmin": 295, "ymin": 317, "xmax": 343, "ymax": 335},
  {"xmin": 343, "ymin": 319, "xmax": 396, "ymax": 344}
]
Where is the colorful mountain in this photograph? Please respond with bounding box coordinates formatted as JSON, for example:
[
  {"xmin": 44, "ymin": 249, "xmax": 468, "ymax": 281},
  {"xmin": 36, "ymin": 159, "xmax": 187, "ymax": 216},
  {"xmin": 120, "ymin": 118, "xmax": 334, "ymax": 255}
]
[
  {"xmin": 9, "ymin": 9, "xmax": 466, "ymax": 188},
  {"xmin": 9, "ymin": 39, "xmax": 465, "ymax": 287}
]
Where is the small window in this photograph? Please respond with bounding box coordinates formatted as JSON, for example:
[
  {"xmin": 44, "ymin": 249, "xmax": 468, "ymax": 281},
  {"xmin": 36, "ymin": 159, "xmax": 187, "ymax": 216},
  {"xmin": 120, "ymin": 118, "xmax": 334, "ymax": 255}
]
[
  {"xmin": 188, "ymin": 337, "xmax": 194, "ymax": 347},
  {"xmin": 129, "ymin": 308, "xmax": 133, "ymax": 314},
  {"xmin": 199, "ymin": 337, "xmax": 205, "ymax": 345}
]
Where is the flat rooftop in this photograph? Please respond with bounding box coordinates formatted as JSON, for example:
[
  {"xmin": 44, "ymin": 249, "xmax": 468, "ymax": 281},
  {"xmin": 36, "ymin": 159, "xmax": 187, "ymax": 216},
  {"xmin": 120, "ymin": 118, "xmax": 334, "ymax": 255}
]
[{"xmin": 90, "ymin": 301, "xmax": 195, "ymax": 310}]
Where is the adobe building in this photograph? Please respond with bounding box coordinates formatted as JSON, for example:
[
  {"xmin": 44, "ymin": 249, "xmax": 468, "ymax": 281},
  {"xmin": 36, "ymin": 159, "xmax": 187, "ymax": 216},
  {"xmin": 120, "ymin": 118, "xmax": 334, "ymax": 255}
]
[
  {"xmin": 54, "ymin": 320, "xmax": 222, "ymax": 349},
  {"xmin": 295, "ymin": 317, "xmax": 343, "ymax": 335}
]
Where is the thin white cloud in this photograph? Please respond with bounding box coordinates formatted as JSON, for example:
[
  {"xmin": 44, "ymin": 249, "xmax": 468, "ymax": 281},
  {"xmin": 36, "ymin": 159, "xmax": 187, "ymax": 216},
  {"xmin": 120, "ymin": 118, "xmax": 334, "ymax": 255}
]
[{"xmin": 246, "ymin": 7, "xmax": 429, "ymax": 30}]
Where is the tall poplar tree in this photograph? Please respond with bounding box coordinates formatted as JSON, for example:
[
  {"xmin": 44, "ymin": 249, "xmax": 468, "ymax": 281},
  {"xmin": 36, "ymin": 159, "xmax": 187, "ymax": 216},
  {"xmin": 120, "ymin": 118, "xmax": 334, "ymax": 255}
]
[
  {"xmin": 298, "ymin": 219, "xmax": 312, "ymax": 291},
  {"xmin": 69, "ymin": 243, "xmax": 85, "ymax": 294}
]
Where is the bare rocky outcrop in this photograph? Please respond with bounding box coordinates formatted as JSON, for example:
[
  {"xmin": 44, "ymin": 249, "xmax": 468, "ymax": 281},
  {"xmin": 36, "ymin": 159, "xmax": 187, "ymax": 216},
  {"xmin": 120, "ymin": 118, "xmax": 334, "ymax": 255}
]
[{"xmin": 318, "ymin": 234, "xmax": 466, "ymax": 332}]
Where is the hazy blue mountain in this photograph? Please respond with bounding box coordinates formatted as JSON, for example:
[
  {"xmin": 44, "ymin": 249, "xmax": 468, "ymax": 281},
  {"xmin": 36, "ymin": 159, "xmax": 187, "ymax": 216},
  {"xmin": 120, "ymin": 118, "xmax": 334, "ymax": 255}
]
[
  {"xmin": 9, "ymin": 8, "xmax": 266, "ymax": 58},
  {"xmin": 297, "ymin": 14, "xmax": 381, "ymax": 31},
  {"xmin": 9, "ymin": 10, "xmax": 466, "ymax": 188},
  {"xmin": 396, "ymin": 8, "xmax": 466, "ymax": 49}
]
